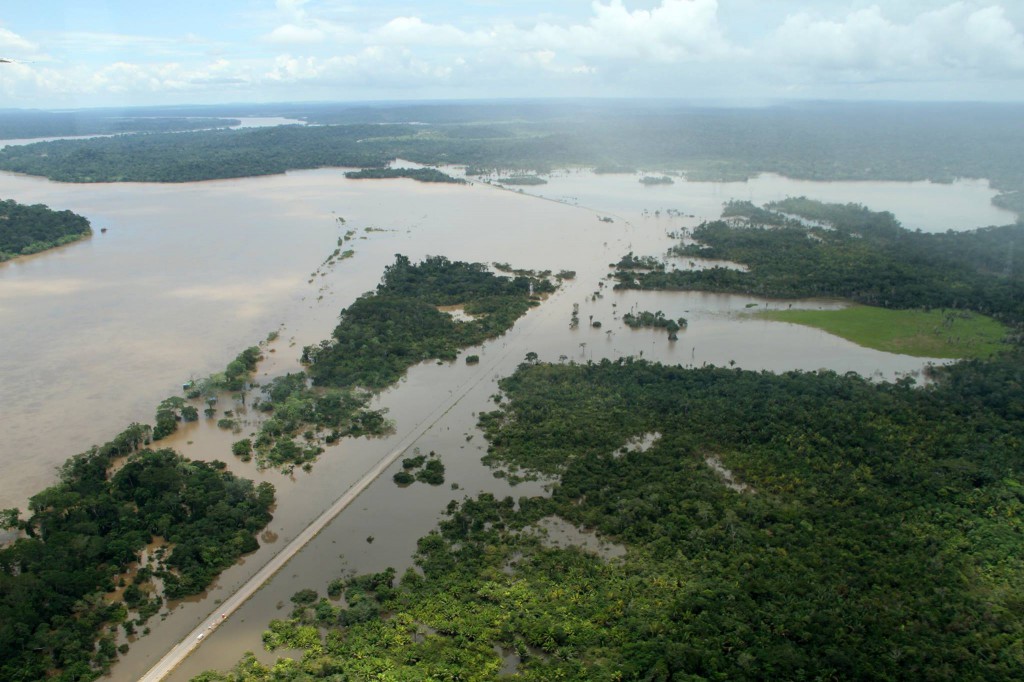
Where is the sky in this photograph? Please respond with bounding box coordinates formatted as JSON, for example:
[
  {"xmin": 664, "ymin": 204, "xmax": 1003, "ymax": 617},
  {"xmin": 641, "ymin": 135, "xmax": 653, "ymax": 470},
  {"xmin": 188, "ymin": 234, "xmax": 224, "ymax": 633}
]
[{"xmin": 1, "ymin": 0, "xmax": 1023, "ymax": 109}]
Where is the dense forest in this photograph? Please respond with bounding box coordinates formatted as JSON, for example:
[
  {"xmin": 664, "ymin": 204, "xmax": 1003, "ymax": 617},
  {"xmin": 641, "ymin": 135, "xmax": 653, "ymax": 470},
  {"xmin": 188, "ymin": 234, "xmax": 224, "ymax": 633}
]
[
  {"xmin": 303, "ymin": 255, "xmax": 555, "ymax": 388},
  {"xmin": 343, "ymin": 168, "xmax": 465, "ymax": 183},
  {"xmin": 615, "ymin": 199, "xmax": 1024, "ymax": 324},
  {"xmin": 1, "ymin": 101, "xmax": 1021, "ymax": 215},
  {"xmin": 496, "ymin": 174, "xmax": 548, "ymax": 186},
  {"xmin": 0, "ymin": 198, "xmax": 92, "ymax": 261},
  {"xmin": 0, "ymin": 425, "xmax": 274, "ymax": 682},
  {"xmin": 0, "ymin": 125, "xmax": 396, "ymax": 182},
  {"xmin": 198, "ymin": 352, "xmax": 1024, "ymax": 680},
  {"xmin": 0, "ymin": 110, "xmax": 239, "ymax": 139}
]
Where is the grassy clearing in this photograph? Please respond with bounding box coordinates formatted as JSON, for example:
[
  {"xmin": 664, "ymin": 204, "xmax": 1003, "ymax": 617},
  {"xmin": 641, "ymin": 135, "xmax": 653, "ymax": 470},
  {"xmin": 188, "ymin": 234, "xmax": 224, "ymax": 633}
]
[{"xmin": 757, "ymin": 305, "xmax": 1010, "ymax": 359}]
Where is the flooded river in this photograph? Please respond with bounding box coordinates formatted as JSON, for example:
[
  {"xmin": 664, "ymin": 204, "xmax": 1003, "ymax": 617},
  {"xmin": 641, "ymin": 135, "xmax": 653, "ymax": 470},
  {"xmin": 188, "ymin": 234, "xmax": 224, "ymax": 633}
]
[
  {"xmin": 481, "ymin": 169, "xmax": 1017, "ymax": 233},
  {"xmin": 0, "ymin": 167, "xmax": 1006, "ymax": 679}
]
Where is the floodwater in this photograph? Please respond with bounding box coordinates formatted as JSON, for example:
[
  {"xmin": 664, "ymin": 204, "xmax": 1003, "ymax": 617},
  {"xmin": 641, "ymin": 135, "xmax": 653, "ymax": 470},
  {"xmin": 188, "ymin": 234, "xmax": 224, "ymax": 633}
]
[
  {"xmin": 479, "ymin": 169, "xmax": 1017, "ymax": 233},
  {"xmin": 0, "ymin": 166, "xmax": 998, "ymax": 680},
  {"xmin": 230, "ymin": 117, "xmax": 307, "ymax": 129}
]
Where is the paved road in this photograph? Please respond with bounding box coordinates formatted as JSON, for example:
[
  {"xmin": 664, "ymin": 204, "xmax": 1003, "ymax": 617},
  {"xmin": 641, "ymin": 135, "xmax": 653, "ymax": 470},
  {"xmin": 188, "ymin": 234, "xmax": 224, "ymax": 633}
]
[{"xmin": 137, "ymin": 280, "xmax": 578, "ymax": 682}]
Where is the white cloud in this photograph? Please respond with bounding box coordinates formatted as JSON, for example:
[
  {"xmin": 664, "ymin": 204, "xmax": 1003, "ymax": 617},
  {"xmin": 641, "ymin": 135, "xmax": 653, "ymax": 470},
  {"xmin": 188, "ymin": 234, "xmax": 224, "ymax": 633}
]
[
  {"xmin": 249, "ymin": 0, "xmax": 742, "ymax": 99},
  {"xmin": 264, "ymin": 46, "xmax": 459, "ymax": 89},
  {"xmin": 528, "ymin": 0, "xmax": 738, "ymax": 62},
  {"xmin": 46, "ymin": 31, "xmax": 212, "ymax": 59},
  {"xmin": 90, "ymin": 62, "xmax": 187, "ymax": 94},
  {"xmin": 266, "ymin": 23, "xmax": 326, "ymax": 45},
  {"xmin": 373, "ymin": 16, "xmax": 483, "ymax": 49},
  {"xmin": 769, "ymin": 3, "xmax": 1024, "ymax": 78},
  {"xmin": 4, "ymin": 1, "xmax": 1024, "ymax": 106},
  {"xmin": 275, "ymin": 0, "xmax": 311, "ymax": 23},
  {"xmin": 953, "ymin": 5, "xmax": 1024, "ymax": 70},
  {"xmin": 0, "ymin": 26, "xmax": 36, "ymax": 54},
  {"xmin": 266, "ymin": 53, "xmax": 324, "ymax": 81},
  {"xmin": 0, "ymin": 57, "xmax": 260, "ymax": 104},
  {"xmin": 263, "ymin": 0, "xmax": 740, "ymax": 64}
]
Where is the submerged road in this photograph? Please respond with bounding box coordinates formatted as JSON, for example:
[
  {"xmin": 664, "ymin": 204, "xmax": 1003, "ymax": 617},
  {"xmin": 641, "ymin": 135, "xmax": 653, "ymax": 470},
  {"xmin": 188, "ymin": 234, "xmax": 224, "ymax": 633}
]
[
  {"xmin": 139, "ymin": 375, "xmax": 493, "ymax": 681},
  {"xmin": 137, "ymin": 277, "xmax": 584, "ymax": 681}
]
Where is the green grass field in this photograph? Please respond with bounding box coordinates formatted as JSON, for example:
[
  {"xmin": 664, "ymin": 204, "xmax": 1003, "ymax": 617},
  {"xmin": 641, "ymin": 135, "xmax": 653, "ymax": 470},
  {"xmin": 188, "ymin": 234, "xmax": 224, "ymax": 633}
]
[{"xmin": 757, "ymin": 305, "xmax": 1010, "ymax": 359}]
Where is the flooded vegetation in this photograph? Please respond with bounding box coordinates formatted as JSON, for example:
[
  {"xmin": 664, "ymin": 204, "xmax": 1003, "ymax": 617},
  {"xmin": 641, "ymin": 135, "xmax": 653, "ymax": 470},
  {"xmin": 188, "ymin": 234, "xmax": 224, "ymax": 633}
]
[
  {"xmin": 343, "ymin": 168, "xmax": 464, "ymax": 184},
  {"xmin": 3, "ymin": 0, "xmax": 1024, "ymax": 671},
  {"xmin": 615, "ymin": 198, "xmax": 1024, "ymax": 325},
  {"xmin": 1, "ymin": 167, "xmax": 969, "ymax": 515},
  {"xmin": 196, "ymin": 353, "xmax": 1024, "ymax": 681},
  {"xmin": 496, "ymin": 169, "xmax": 1017, "ymax": 233},
  {"xmin": 0, "ymin": 157, "xmax": 1020, "ymax": 681}
]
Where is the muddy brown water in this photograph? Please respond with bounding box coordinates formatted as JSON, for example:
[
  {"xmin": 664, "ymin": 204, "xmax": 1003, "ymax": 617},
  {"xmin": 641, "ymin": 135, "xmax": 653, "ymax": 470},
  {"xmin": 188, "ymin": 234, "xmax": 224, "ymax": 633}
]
[
  {"xmin": 0, "ymin": 167, "xmax": 997, "ymax": 679},
  {"xmin": 478, "ymin": 168, "xmax": 1017, "ymax": 233}
]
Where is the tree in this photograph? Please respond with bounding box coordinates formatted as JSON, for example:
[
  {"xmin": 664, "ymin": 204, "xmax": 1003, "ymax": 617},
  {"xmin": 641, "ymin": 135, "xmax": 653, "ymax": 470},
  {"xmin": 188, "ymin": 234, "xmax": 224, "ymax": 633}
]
[{"xmin": 0, "ymin": 508, "xmax": 23, "ymax": 536}]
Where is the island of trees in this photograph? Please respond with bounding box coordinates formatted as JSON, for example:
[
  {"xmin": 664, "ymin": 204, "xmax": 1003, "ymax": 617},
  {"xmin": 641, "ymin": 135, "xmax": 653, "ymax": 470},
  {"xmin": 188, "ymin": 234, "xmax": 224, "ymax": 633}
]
[
  {"xmin": 392, "ymin": 451, "xmax": 446, "ymax": 487},
  {"xmin": 343, "ymin": 167, "xmax": 465, "ymax": 184},
  {"xmin": 622, "ymin": 310, "xmax": 687, "ymax": 339},
  {"xmin": 497, "ymin": 174, "xmax": 548, "ymax": 185},
  {"xmin": 615, "ymin": 198, "xmax": 1024, "ymax": 325},
  {"xmin": 302, "ymin": 254, "xmax": 556, "ymax": 389},
  {"xmin": 0, "ymin": 198, "xmax": 92, "ymax": 261}
]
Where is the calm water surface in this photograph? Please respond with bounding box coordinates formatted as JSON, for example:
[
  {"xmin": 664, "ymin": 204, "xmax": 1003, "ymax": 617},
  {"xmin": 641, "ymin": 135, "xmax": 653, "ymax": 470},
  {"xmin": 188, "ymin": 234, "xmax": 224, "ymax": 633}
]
[
  {"xmin": 0, "ymin": 168, "xmax": 996, "ymax": 679},
  {"xmin": 481, "ymin": 169, "xmax": 1016, "ymax": 233}
]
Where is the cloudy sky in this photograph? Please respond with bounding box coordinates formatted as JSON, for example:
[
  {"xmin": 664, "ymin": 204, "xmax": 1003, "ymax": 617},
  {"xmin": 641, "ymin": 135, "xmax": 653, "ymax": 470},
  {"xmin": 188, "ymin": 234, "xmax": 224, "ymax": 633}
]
[{"xmin": 1, "ymin": 0, "xmax": 1023, "ymax": 108}]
